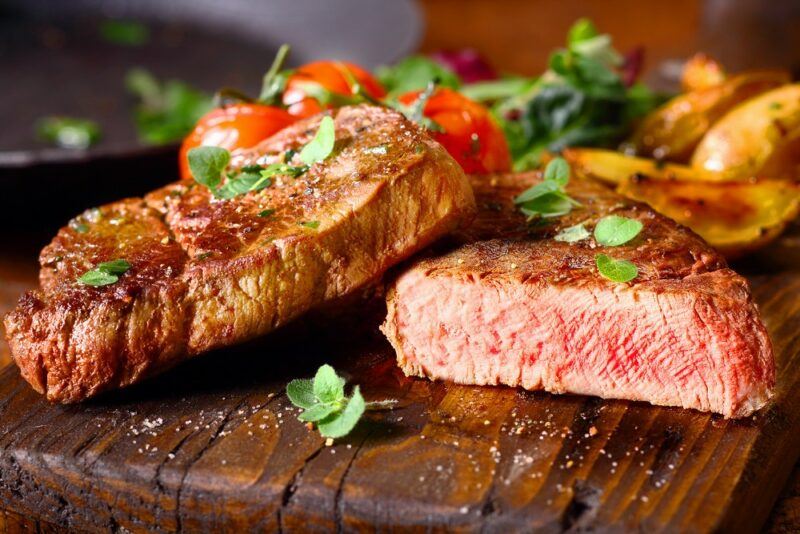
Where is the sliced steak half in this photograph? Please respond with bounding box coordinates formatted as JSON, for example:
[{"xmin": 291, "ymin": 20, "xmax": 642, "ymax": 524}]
[
  {"xmin": 382, "ymin": 173, "xmax": 774, "ymax": 418},
  {"xmin": 5, "ymin": 105, "xmax": 475, "ymax": 403}
]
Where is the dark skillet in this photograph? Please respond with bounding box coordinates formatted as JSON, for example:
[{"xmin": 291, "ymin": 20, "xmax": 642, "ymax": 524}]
[{"xmin": 0, "ymin": 0, "xmax": 420, "ymax": 227}]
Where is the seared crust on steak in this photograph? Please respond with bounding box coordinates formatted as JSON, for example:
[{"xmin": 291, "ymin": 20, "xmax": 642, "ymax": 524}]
[
  {"xmin": 382, "ymin": 173, "xmax": 774, "ymax": 418},
  {"xmin": 5, "ymin": 105, "xmax": 475, "ymax": 402}
]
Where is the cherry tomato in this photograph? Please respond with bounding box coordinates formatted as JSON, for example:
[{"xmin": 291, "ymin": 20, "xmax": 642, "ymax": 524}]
[
  {"xmin": 283, "ymin": 61, "xmax": 387, "ymax": 118},
  {"xmin": 179, "ymin": 104, "xmax": 297, "ymax": 180},
  {"xmin": 399, "ymin": 88, "xmax": 512, "ymax": 174}
]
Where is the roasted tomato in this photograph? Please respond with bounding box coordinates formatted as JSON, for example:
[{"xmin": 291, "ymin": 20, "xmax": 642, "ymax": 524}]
[
  {"xmin": 282, "ymin": 61, "xmax": 386, "ymax": 118},
  {"xmin": 399, "ymin": 88, "xmax": 512, "ymax": 174},
  {"xmin": 179, "ymin": 103, "xmax": 297, "ymax": 179}
]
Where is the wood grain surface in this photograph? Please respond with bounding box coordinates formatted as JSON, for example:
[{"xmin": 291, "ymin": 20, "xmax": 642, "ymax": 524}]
[{"xmin": 0, "ymin": 266, "xmax": 799, "ymax": 532}]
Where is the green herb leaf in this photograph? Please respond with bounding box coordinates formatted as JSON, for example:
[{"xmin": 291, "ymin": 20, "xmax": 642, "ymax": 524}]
[
  {"xmin": 299, "ymin": 116, "xmax": 336, "ymax": 165},
  {"xmin": 313, "ymin": 364, "xmax": 345, "ymax": 404},
  {"xmin": 407, "ymin": 82, "xmax": 437, "ymax": 127},
  {"xmin": 515, "ymin": 158, "xmax": 579, "ymax": 219},
  {"xmin": 388, "ymin": 82, "xmax": 443, "ymax": 132},
  {"xmin": 514, "ymin": 180, "xmax": 561, "ymax": 204},
  {"xmin": 593, "ymin": 215, "xmax": 643, "ymax": 246},
  {"xmin": 267, "ymin": 162, "xmax": 308, "ymax": 179},
  {"xmin": 544, "ymin": 157, "xmax": 570, "ymax": 186},
  {"xmin": 188, "ymin": 146, "xmax": 230, "ymax": 189},
  {"xmin": 376, "ymin": 55, "xmax": 461, "ymax": 95},
  {"xmin": 317, "ymin": 386, "xmax": 366, "ymax": 439},
  {"xmin": 554, "ymin": 223, "xmax": 590, "ymax": 243},
  {"xmin": 595, "ymin": 253, "xmax": 638, "ymax": 283},
  {"xmin": 96, "ymin": 259, "xmax": 132, "ymax": 275},
  {"xmin": 519, "ymin": 192, "xmax": 574, "ymax": 219},
  {"xmin": 126, "ymin": 68, "xmax": 212, "ymax": 145},
  {"xmin": 299, "ymin": 221, "xmax": 321, "ymax": 229},
  {"xmin": 286, "ymin": 378, "xmax": 316, "ymax": 409},
  {"xmin": 487, "ymin": 19, "xmax": 661, "ymax": 171},
  {"xmin": 292, "ymin": 81, "xmax": 363, "ymax": 108},
  {"xmin": 258, "ymin": 209, "xmax": 276, "ymax": 218},
  {"xmin": 286, "ymin": 365, "xmax": 381, "ymax": 440},
  {"xmin": 213, "ymin": 163, "xmax": 306, "ymax": 200},
  {"xmin": 78, "ymin": 258, "xmax": 131, "ymax": 286},
  {"xmin": 298, "ymin": 403, "xmax": 339, "ymax": 423},
  {"xmin": 78, "ymin": 270, "xmax": 119, "ymax": 287},
  {"xmin": 99, "ymin": 20, "xmax": 149, "ymax": 46},
  {"xmin": 259, "ymin": 44, "xmax": 292, "ymax": 103},
  {"xmin": 36, "ymin": 117, "xmax": 101, "ymax": 149},
  {"xmin": 459, "ymin": 77, "xmax": 533, "ymax": 102},
  {"xmin": 215, "ymin": 170, "xmax": 268, "ymax": 199},
  {"xmin": 568, "ymin": 18, "xmax": 598, "ymax": 45}
]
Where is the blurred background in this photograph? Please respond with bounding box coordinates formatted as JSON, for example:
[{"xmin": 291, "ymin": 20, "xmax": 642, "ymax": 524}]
[{"xmin": 4, "ymin": 0, "xmax": 800, "ymax": 212}]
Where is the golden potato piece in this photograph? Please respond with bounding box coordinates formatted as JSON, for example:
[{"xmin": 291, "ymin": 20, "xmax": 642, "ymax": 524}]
[
  {"xmin": 618, "ymin": 175, "xmax": 800, "ymax": 258},
  {"xmin": 692, "ymin": 84, "xmax": 800, "ymax": 180},
  {"xmin": 564, "ymin": 148, "xmax": 725, "ymax": 185},
  {"xmin": 681, "ymin": 53, "xmax": 726, "ymax": 92},
  {"xmin": 629, "ymin": 70, "xmax": 788, "ymax": 162}
]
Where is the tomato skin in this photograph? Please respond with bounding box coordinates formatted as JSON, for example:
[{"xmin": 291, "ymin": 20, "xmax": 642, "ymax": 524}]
[
  {"xmin": 399, "ymin": 88, "xmax": 512, "ymax": 174},
  {"xmin": 283, "ymin": 61, "xmax": 387, "ymax": 118},
  {"xmin": 179, "ymin": 104, "xmax": 297, "ymax": 179}
]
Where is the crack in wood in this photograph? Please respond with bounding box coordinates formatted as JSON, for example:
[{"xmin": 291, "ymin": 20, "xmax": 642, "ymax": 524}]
[
  {"xmin": 561, "ymin": 479, "xmax": 602, "ymax": 532},
  {"xmin": 174, "ymin": 395, "xmax": 251, "ymax": 533},
  {"xmin": 276, "ymin": 444, "xmax": 325, "ymax": 533},
  {"xmin": 334, "ymin": 429, "xmax": 373, "ymax": 534}
]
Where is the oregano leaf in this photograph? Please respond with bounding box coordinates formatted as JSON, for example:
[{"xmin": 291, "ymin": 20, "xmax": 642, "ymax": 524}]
[
  {"xmin": 299, "ymin": 116, "xmax": 336, "ymax": 165},
  {"xmin": 298, "ymin": 403, "xmax": 339, "ymax": 423},
  {"xmin": 596, "ymin": 253, "xmax": 638, "ymax": 283},
  {"xmin": 594, "ymin": 215, "xmax": 643, "ymax": 246},
  {"xmin": 318, "ymin": 386, "xmax": 366, "ymax": 439},
  {"xmin": 286, "ymin": 378, "xmax": 316, "ymax": 409},
  {"xmin": 188, "ymin": 146, "xmax": 230, "ymax": 189},
  {"xmin": 313, "ymin": 364, "xmax": 345, "ymax": 404}
]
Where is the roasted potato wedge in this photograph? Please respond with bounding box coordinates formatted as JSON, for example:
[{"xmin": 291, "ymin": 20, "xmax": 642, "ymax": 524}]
[
  {"xmin": 564, "ymin": 148, "xmax": 725, "ymax": 184},
  {"xmin": 681, "ymin": 53, "xmax": 726, "ymax": 92},
  {"xmin": 629, "ymin": 70, "xmax": 789, "ymax": 162},
  {"xmin": 691, "ymin": 84, "xmax": 800, "ymax": 180},
  {"xmin": 618, "ymin": 175, "xmax": 800, "ymax": 258}
]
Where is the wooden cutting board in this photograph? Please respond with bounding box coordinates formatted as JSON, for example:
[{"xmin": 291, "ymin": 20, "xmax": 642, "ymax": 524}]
[{"xmin": 0, "ymin": 271, "xmax": 798, "ymax": 533}]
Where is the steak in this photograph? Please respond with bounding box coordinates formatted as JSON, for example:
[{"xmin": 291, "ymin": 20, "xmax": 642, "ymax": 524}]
[
  {"xmin": 5, "ymin": 105, "xmax": 475, "ymax": 403},
  {"xmin": 382, "ymin": 173, "xmax": 774, "ymax": 418}
]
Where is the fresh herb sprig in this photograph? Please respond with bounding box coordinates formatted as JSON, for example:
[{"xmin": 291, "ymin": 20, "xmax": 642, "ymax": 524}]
[
  {"xmin": 287, "ymin": 364, "xmax": 397, "ymax": 439},
  {"xmin": 126, "ymin": 68, "xmax": 212, "ymax": 145},
  {"xmin": 514, "ymin": 157, "xmax": 580, "ymax": 219},
  {"xmin": 387, "ymin": 82, "xmax": 443, "ymax": 132},
  {"xmin": 78, "ymin": 259, "xmax": 131, "ymax": 287},
  {"xmin": 187, "ymin": 116, "xmax": 336, "ymax": 199},
  {"xmin": 376, "ymin": 55, "xmax": 461, "ymax": 96},
  {"xmin": 465, "ymin": 19, "xmax": 658, "ymax": 170}
]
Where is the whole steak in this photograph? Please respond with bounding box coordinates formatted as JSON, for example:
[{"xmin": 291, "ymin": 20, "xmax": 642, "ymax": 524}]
[{"xmin": 5, "ymin": 105, "xmax": 475, "ymax": 403}]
